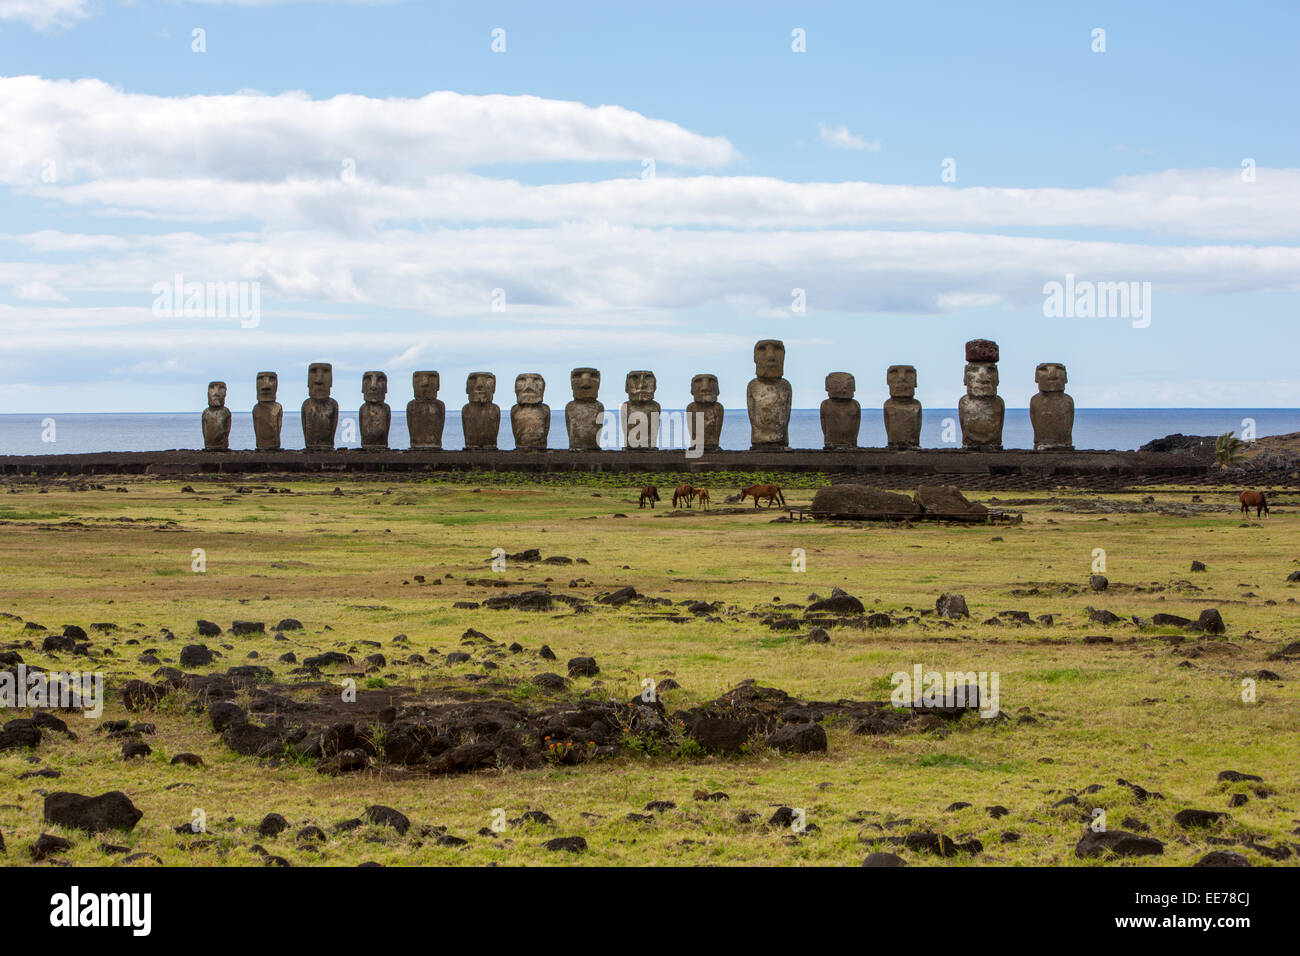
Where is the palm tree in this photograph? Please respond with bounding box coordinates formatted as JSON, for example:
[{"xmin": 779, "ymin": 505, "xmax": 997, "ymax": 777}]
[{"xmin": 1215, "ymin": 431, "xmax": 1245, "ymax": 467}]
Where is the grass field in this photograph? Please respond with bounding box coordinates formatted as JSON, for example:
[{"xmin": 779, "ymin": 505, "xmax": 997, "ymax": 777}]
[{"xmin": 2, "ymin": 476, "xmax": 1298, "ymax": 866}]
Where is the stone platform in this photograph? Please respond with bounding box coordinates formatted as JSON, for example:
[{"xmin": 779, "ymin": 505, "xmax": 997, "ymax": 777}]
[{"xmin": 0, "ymin": 447, "xmax": 1210, "ymax": 483}]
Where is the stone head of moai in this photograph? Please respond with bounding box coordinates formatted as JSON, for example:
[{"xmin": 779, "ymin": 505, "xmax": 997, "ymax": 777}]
[
  {"xmin": 466, "ymin": 372, "xmax": 496, "ymax": 403},
  {"xmin": 515, "ymin": 373, "xmax": 546, "ymax": 405},
  {"xmin": 307, "ymin": 363, "xmax": 333, "ymax": 399},
  {"xmin": 256, "ymin": 371, "xmax": 278, "ymax": 403},
  {"xmin": 570, "ymin": 368, "xmax": 600, "ymax": 400},
  {"xmin": 362, "ymin": 371, "xmax": 388, "ymax": 404},
  {"xmin": 691, "ymin": 373, "xmax": 720, "ymax": 403},
  {"xmin": 412, "ymin": 370, "xmax": 440, "ymax": 400},
  {"xmin": 963, "ymin": 339, "xmax": 1000, "ymax": 398},
  {"xmin": 825, "ymin": 372, "xmax": 856, "ymax": 400},
  {"xmin": 207, "ymin": 381, "xmax": 227, "ymax": 408},
  {"xmin": 1035, "ymin": 362, "xmax": 1068, "ymax": 392},
  {"xmin": 754, "ymin": 339, "xmax": 786, "ymax": 378},
  {"xmin": 964, "ymin": 362, "xmax": 999, "ymax": 397},
  {"xmin": 887, "ymin": 365, "xmax": 917, "ymax": 398},
  {"xmin": 625, "ymin": 370, "xmax": 656, "ymax": 402}
]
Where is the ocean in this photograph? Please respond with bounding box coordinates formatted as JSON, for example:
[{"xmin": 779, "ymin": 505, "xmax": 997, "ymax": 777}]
[{"xmin": 0, "ymin": 409, "xmax": 1293, "ymax": 456}]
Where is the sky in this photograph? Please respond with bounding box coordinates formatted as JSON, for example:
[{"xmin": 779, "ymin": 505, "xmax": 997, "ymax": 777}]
[{"xmin": 0, "ymin": 0, "xmax": 1296, "ymax": 414}]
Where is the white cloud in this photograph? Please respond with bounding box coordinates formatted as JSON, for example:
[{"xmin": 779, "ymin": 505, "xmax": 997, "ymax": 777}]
[
  {"xmin": 0, "ymin": 0, "xmax": 91, "ymax": 31},
  {"xmin": 0, "ymin": 77, "xmax": 739, "ymax": 187},
  {"xmin": 13, "ymin": 280, "xmax": 66, "ymax": 301},
  {"xmin": 1, "ymin": 76, "xmax": 1297, "ymax": 411},
  {"xmin": 817, "ymin": 122, "xmax": 881, "ymax": 152},
  {"xmin": 2, "ymin": 225, "xmax": 1296, "ymax": 323},
  {"xmin": 25, "ymin": 167, "xmax": 1300, "ymax": 241}
]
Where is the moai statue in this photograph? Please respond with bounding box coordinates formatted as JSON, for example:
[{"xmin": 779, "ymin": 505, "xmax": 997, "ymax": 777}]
[
  {"xmin": 565, "ymin": 368, "xmax": 604, "ymax": 451},
  {"xmin": 883, "ymin": 365, "xmax": 922, "ymax": 450},
  {"xmin": 747, "ymin": 339, "xmax": 792, "ymax": 450},
  {"xmin": 686, "ymin": 373, "xmax": 724, "ymax": 453},
  {"xmin": 462, "ymin": 372, "xmax": 500, "ymax": 451},
  {"xmin": 301, "ymin": 362, "xmax": 338, "ymax": 451},
  {"xmin": 406, "ymin": 371, "xmax": 445, "ymax": 450},
  {"xmin": 958, "ymin": 339, "xmax": 1004, "ymax": 450},
  {"xmin": 358, "ymin": 371, "xmax": 390, "ymax": 450},
  {"xmin": 1030, "ymin": 362, "xmax": 1074, "ymax": 451},
  {"xmin": 621, "ymin": 370, "xmax": 660, "ymax": 450},
  {"xmin": 252, "ymin": 371, "xmax": 283, "ymax": 451},
  {"xmin": 202, "ymin": 381, "xmax": 231, "ymax": 451},
  {"xmin": 820, "ymin": 372, "xmax": 860, "ymax": 451},
  {"xmin": 510, "ymin": 373, "xmax": 550, "ymax": 451}
]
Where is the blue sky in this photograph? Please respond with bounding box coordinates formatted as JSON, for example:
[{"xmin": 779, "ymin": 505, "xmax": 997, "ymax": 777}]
[{"xmin": 0, "ymin": 0, "xmax": 1296, "ymax": 414}]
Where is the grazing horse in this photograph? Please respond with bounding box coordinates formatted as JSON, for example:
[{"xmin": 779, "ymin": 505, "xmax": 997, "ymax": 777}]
[
  {"xmin": 739, "ymin": 483, "xmax": 785, "ymax": 508},
  {"xmin": 1240, "ymin": 489, "xmax": 1269, "ymax": 518},
  {"xmin": 692, "ymin": 488, "xmax": 711, "ymax": 510},
  {"xmin": 673, "ymin": 483, "xmax": 694, "ymax": 508},
  {"xmin": 639, "ymin": 484, "xmax": 660, "ymax": 509}
]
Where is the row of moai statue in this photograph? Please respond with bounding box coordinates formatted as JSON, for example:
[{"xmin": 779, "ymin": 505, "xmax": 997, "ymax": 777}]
[{"xmin": 200, "ymin": 339, "xmax": 1074, "ymax": 452}]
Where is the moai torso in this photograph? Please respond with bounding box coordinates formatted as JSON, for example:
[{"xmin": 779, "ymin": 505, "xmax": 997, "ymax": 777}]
[
  {"xmin": 301, "ymin": 363, "xmax": 338, "ymax": 451},
  {"xmin": 252, "ymin": 371, "xmax": 283, "ymax": 451},
  {"xmin": 406, "ymin": 371, "xmax": 446, "ymax": 450},
  {"xmin": 747, "ymin": 340, "xmax": 792, "ymax": 450},
  {"xmin": 1030, "ymin": 362, "xmax": 1074, "ymax": 450},
  {"xmin": 511, "ymin": 373, "xmax": 550, "ymax": 450},
  {"xmin": 820, "ymin": 372, "xmax": 860, "ymax": 451},
  {"xmin": 686, "ymin": 373, "xmax": 724, "ymax": 452},
  {"xmin": 462, "ymin": 372, "xmax": 500, "ymax": 451},
  {"xmin": 883, "ymin": 365, "xmax": 922, "ymax": 450},
  {"xmin": 202, "ymin": 381, "xmax": 231, "ymax": 451},
  {"xmin": 565, "ymin": 368, "xmax": 604, "ymax": 451},
  {"xmin": 620, "ymin": 370, "xmax": 660, "ymax": 450},
  {"xmin": 359, "ymin": 370, "xmax": 391, "ymax": 450},
  {"xmin": 958, "ymin": 339, "xmax": 1003, "ymax": 450}
]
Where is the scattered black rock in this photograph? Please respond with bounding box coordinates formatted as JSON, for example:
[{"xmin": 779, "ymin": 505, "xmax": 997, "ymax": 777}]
[
  {"xmin": 179, "ymin": 644, "xmax": 215, "ymax": 667},
  {"xmin": 935, "ymin": 593, "xmax": 969, "ymax": 619},
  {"xmin": 861, "ymin": 851, "xmax": 906, "ymax": 867},
  {"xmin": 31, "ymin": 833, "xmax": 73, "ymax": 862},
  {"xmin": 1174, "ymin": 809, "xmax": 1227, "ymax": 828},
  {"xmin": 364, "ymin": 805, "xmax": 410, "ymax": 835},
  {"xmin": 44, "ymin": 791, "xmax": 142, "ymax": 833},
  {"xmin": 766, "ymin": 722, "xmax": 827, "ymax": 754},
  {"xmin": 258, "ymin": 813, "xmax": 288, "ymax": 837},
  {"xmin": 1194, "ymin": 850, "xmax": 1251, "ymax": 867},
  {"xmin": 1075, "ymin": 829, "xmax": 1164, "ymax": 858},
  {"xmin": 542, "ymin": 836, "xmax": 587, "ymax": 853},
  {"xmin": 567, "ymin": 656, "xmax": 599, "ymax": 678}
]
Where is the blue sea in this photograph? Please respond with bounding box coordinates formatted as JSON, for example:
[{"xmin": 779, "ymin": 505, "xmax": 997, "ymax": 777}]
[{"xmin": 0, "ymin": 409, "xmax": 1293, "ymax": 455}]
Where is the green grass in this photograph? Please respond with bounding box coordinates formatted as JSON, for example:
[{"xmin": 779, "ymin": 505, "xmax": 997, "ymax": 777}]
[{"xmin": 0, "ymin": 475, "xmax": 1297, "ymax": 867}]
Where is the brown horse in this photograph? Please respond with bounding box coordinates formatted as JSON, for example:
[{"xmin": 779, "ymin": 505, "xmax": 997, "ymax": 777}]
[
  {"xmin": 1240, "ymin": 489, "xmax": 1269, "ymax": 518},
  {"xmin": 673, "ymin": 483, "xmax": 694, "ymax": 508},
  {"xmin": 692, "ymin": 488, "xmax": 710, "ymax": 510},
  {"xmin": 639, "ymin": 484, "xmax": 660, "ymax": 509},
  {"xmin": 739, "ymin": 483, "xmax": 785, "ymax": 508}
]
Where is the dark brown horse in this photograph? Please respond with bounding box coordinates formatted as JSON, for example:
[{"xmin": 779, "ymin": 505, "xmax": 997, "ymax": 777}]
[
  {"xmin": 1240, "ymin": 490, "xmax": 1269, "ymax": 518},
  {"xmin": 673, "ymin": 483, "xmax": 694, "ymax": 508},
  {"xmin": 692, "ymin": 488, "xmax": 711, "ymax": 510},
  {"xmin": 639, "ymin": 484, "xmax": 660, "ymax": 509},
  {"xmin": 739, "ymin": 483, "xmax": 785, "ymax": 508}
]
